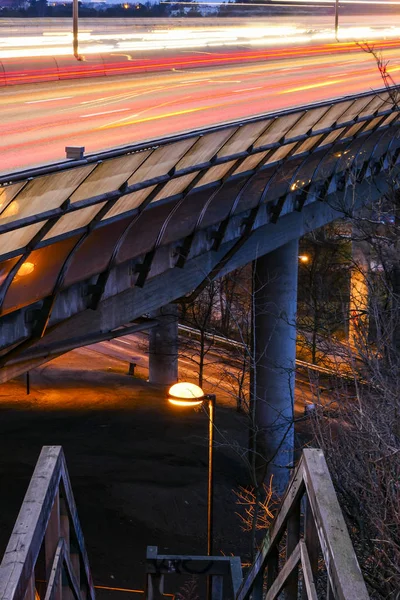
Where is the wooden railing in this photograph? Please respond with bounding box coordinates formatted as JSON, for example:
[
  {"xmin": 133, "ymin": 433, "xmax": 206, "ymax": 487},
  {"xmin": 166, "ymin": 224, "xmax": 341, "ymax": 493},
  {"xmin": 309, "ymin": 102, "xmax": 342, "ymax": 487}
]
[
  {"xmin": 236, "ymin": 448, "xmax": 370, "ymax": 600},
  {"xmin": 0, "ymin": 446, "xmax": 370, "ymax": 600},
  {"xmin": 0, "ymin": 446, "xmax": 95, "ymax": 600}
]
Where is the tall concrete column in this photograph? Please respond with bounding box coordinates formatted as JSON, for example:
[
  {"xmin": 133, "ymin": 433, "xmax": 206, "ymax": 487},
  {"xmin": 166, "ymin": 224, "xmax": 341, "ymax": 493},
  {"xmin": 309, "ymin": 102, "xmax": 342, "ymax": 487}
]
[
  {"xmin": 253, "ymin": 239, "xmax": 299, "ymax": 496},
  {"xmin": 349, "ymin": 239, "xmax": 369, "ymax": 346},
  {"xmin": 149, "ymin": 303, "xmax": 179, "ymax": 386}
]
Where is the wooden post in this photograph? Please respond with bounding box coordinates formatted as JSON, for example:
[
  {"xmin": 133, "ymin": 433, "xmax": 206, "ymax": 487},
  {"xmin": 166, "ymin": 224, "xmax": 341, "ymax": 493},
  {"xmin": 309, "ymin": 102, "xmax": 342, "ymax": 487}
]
[
  {"xmin": 60, "ymin": 496, "xmax": 74, "ymax": 600},
  {"xmin": 266, "ymin": 547, "xmax": 279, "ymax": 593},
  {"xmin": 212, "ymin": 575, "xmax": 224, "ymax": 600},
  {"xmin": 45, "ymin": 491, "xmax": 62, "ymax": 600},
  {"xmin": 146, "ymin": 574, "xmax": 164, "ymax": 600},
  {"xmin": 327, "ymin": 580, "xmax": 335, "ymax": 599},
  {"xmin": 302, "ymin": 497, "xmax": 319, "ymax": 600},
  {"xmin": 23, "ymin": 574, "xmax": 35, "ymax": 600},
  {"xmin": 252, "ymin": 569, "xmax": 264, "ymax": 600},
  {"xmin": 285, "ymin": 502, "xmax": 301, "ymax": 599},
  {"xmin": 70, "ymin": 541, "xmax": 81, "ymax": 591},
  {"xmin": 128, "ymin": 362, "xmax": 136, "ymax": 376}
]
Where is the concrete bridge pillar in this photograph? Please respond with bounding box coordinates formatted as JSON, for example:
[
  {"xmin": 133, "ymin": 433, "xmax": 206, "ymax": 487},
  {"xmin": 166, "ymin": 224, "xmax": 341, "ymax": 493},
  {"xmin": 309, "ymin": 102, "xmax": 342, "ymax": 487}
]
[
  {"xmin": 149, "ymin": 303, "xmax": 179, "ymax": 386},
  {"xmin": 253, "ymin": 239, "xmax": 299, "ymax": 496},
  {"xmin": 349, "ymin": 239, "xmax": 369, "ymax": 346}
]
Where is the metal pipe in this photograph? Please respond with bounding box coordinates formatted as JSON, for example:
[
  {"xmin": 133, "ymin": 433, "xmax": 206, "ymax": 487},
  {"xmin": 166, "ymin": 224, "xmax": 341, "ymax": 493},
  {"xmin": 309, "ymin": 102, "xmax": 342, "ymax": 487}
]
[
  {"xmin": 73, "ymin": 0, "xmax": 79, "ymax": 59},
  {"xmin": 206, "ymin": 394, "xmax": 215, "ymax": 600},
  {"xmin": 335, "ymin": 0, "xmax": 339, "ymax": 39},
  {"xmin": 207, "ymin": 395, "xmax": 215, "ymax": 556}
]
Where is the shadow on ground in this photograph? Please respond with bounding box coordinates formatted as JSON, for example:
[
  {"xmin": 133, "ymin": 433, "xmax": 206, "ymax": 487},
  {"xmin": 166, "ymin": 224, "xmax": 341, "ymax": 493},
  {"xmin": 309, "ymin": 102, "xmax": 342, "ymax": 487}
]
[{"xmin": 0, "ymin": 348, "xmax": 250, "ymax": 597}]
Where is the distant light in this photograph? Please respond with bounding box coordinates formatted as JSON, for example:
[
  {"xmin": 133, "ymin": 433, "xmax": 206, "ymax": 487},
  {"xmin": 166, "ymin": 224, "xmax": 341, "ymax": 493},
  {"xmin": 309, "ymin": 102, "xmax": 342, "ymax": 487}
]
[
  {"xmin": 168, "ymin": 381, "xmax": 205, "ymax": 406},
  {"xmin": 299, "ymin": 255, "xmax": 309, "ymax": 263},
  {"xmin": 1, "ymin": 200, "xmax": 19, "ymax": 217},
  {"xmin": 123, "ymin": 3, "xmax": 130, "ymax": 8},
  {"xmin": 16, "ymin": 262, "xmax": 35, "ymax": 277}
]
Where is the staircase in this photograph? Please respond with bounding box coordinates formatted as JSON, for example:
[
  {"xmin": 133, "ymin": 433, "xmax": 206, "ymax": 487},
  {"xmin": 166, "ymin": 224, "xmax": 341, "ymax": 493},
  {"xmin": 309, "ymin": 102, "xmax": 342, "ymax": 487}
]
[{"xmin": 0, "ymin": 447, "xmax": 369, "ymax": 599}]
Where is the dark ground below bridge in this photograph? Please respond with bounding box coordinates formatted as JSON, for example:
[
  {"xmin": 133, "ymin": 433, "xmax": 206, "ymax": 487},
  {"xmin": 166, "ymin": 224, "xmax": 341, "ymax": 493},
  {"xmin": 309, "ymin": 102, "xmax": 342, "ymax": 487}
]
[{"xmin": 0, "ymin": 348, "xmax": 257, "ymax": 598}]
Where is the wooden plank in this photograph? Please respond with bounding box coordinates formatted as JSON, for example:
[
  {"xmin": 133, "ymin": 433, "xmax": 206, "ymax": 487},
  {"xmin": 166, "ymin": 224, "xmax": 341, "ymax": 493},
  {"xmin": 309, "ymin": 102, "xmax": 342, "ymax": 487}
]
[
  {"xmin": 64, "ymin": 549, "xmax": 82, "ymax": 600},
  {"xmin": 146, "ymin": 574, "xmax": 164, "ymax": 600},
  {"xmin": 229, "ymin": 557, "xmax": 242, "ymax": 597},
  {"xmin": 60, "ymin": 497, "xmax": 70, "ymax": 552},
  {"xmin": 211, "ymin": 575, "xmax": 224, "ymax": 600},
  {"xmin": 300, "ymin": 541, "xmax": 318, "ymax": 600},
  {"xmin": 285, "ymin": 501, "xmax": 301, "ymax": 599},
  {"xmin": 302, "ymin": 449, "xmax": 370, "ymax": 600},
  {"xmin": 265, "ymin": 542, "xmax": 301, "ymax": 600},
  {"xmin": 327, "ymin": 580, "xmax": 335, "ymax": 600},
  {"xmin": 266, "ymin": 547, "xmax": 279, "ymax": 593},
  {"xmin": 251, "ymin": 569, "xmax": 264, "ymax": 600},
  {"xmin": 23, "ymin": 573, "xmax": 35, "ymax": 600},
  {"xmin": 45, "ymin": 492, "xmax": 61, "ymax": 600},
  {"xmin": 44, "ymin": 540, "xmax": 64, "ymax": 600},
  {"xmin": 0, "ymin": 446, "xmax": 63, "ymax": 600},
  {"xmin": 70, "ymin": 551, "xmax": 80, "ymax": 591},
  {"xmin": 302, "ymin": 496, "xmax": 319, "ymax": 600},
  {"xmin": 59, "ymin": 464, "xmax": 95, "ymax": 600},
  {"xmin": 236, "ymin": 461, "xmax": 305, "ymax": 600}
]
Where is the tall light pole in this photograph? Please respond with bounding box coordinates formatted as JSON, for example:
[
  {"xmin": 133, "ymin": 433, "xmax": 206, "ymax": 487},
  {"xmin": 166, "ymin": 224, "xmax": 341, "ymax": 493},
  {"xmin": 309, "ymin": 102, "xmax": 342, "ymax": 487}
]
[
  {"xmin": 73, "ymin": 0, "xmax": 79, "ymax": 59},
  {"xmin": 168, "ymin": 382, "xmax": 216, "ymax": 598},
  {"xmin": 335, "ymin": 0, "xmax": 339, "ymax": 40}
]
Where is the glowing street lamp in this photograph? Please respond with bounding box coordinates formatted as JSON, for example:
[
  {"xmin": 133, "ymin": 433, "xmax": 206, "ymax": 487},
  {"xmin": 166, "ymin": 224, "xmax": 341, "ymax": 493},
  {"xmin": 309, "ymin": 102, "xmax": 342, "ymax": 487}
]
[
  {"xmin": 298, "ymin": 255, "xmax": 309, "ymax": 263},
  {"xmin": 168, "ymin": 382, "xmax": 216, "ymax": 559}
]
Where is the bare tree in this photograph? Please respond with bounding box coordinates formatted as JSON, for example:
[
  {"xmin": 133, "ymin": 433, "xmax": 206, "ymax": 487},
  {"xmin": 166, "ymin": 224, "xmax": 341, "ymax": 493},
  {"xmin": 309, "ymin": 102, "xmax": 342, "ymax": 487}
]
[{"xmin": 303, "ymin": 195, "xmax": 400, "ymax": 597}]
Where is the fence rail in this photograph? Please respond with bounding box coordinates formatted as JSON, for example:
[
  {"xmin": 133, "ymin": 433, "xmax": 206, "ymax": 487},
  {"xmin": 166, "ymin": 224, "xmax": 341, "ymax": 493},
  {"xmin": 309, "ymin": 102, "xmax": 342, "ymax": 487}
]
[
  {"xmin": 0, "ymin": 446, "xmax": 95, "ymax": 600},
  {"xmin": 236, "ymin": 448, "xmax": 369, "ymax": 600}
]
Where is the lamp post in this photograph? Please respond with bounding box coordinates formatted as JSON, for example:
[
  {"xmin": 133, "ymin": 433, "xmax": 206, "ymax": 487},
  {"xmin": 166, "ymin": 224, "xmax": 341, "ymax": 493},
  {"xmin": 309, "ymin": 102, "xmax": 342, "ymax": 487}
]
[
  {"xmin": 73, "ymin": 0, "xmax": 79, "ymax": 59},
  {"xmin": 168, "ymin": 382, "xmax": 216, "ymax": 557},
  {"xmin": 335, "ymin": 0, "xmax": 339, "ymax": 40}
]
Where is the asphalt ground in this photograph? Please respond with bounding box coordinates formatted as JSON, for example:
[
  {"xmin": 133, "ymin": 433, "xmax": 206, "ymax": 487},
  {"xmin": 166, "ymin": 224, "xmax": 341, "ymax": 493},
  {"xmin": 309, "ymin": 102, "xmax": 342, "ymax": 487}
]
[{"xmin": 0, "ymin": 347, "xmax": 251, "ymax": 598}]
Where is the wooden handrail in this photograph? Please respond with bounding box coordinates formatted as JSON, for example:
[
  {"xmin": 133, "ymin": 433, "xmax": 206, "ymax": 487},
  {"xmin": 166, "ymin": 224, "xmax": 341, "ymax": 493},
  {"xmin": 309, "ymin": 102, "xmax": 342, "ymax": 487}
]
[
  {"xmin": 0, "ymin": 446, "xmax": 95, "ymax": 600},
  {"xmin": 236, "ymin": 449, "xmax": 370, "ymax": 600},
  {"xmin": 0, "ymin": 446, "xmax": 370, "ymax": 600}
]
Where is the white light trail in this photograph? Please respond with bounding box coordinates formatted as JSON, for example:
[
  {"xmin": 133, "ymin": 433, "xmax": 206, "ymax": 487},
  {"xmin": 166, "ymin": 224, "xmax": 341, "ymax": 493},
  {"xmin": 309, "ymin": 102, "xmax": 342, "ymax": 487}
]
[{"xmin": 1, "ymin": 19, "xmax": 400, "ymax": 59}]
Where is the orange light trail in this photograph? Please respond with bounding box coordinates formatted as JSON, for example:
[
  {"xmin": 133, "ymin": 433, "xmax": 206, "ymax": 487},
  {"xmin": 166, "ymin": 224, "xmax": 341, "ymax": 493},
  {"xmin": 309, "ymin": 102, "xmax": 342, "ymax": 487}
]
[{"xmin": 3, "ymin": 38, "xmax": 400, "ymax": 86}]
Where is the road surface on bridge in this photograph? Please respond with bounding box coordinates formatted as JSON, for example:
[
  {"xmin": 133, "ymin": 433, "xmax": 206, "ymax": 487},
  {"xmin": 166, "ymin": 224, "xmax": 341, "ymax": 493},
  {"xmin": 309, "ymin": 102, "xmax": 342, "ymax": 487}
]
[
  {"xmin": 1, "ymin": 14, "xmax": 398, "ymax": 58},
  {"xmin": 1, "ymin": 40, "xmax": 399, "ymax": 174}
]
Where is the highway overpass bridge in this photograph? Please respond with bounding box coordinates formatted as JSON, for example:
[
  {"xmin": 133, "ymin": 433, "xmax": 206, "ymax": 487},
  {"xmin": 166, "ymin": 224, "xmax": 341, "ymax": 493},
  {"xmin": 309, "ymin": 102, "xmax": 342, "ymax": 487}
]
[{"xmin": 0, "ymin": 86, "xmax": 398, "ymax": 488}]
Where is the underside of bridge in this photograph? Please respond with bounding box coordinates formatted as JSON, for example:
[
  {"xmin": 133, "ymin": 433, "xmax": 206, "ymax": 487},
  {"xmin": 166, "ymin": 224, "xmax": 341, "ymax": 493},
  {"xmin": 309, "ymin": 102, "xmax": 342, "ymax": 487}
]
[
  {"xmin": 1, "ymin": 87, "xmax": 398, "ymax": 376},
  {"xmin": 1, "ymin": 87, "xmax": 399, "ymax": 488}
]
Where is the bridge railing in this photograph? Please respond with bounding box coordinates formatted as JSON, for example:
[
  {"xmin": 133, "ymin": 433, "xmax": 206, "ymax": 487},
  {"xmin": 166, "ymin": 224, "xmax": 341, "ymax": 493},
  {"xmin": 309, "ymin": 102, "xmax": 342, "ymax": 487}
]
[
  {"xmin": 0, "ymin": 446, "xmax": 95, "ymax": 600},
  {"xmin": 236, "ymin": 448, "xmax": 369, "ymax": 600}
]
